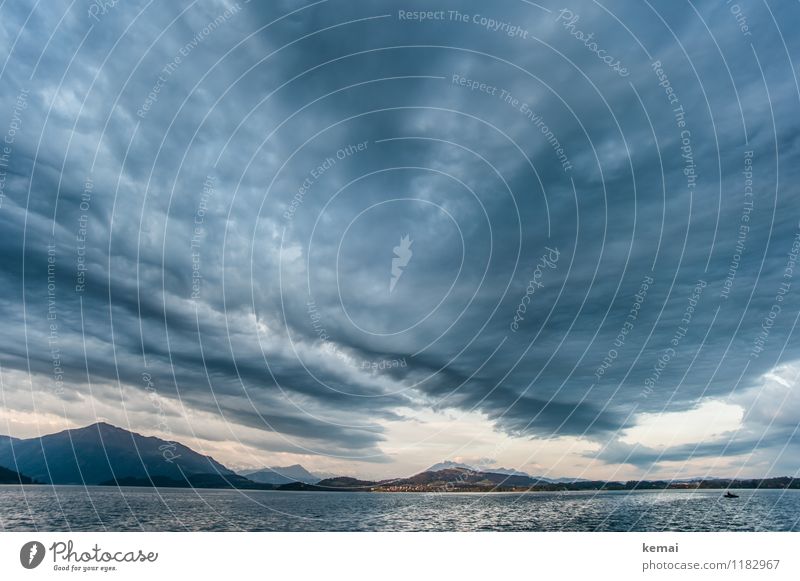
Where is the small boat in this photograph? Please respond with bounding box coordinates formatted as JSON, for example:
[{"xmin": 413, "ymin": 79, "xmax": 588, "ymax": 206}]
[{"xmin": 723, "ymin": 491, "xmax": 739, "ymax": 498}]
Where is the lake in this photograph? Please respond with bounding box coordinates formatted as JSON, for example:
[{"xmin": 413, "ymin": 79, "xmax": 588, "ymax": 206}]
[{"xmin": 1, "ymin": 486, "xmax": 798, "ymax": 531}]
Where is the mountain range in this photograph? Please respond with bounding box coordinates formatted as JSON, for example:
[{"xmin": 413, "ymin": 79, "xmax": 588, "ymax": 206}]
[
  {"xmin": 0, "ymin": 423, "xmax": 334, "ymax": 488},
  {"xmin": 0, "ymin": 422, "xmax": 232, "ymax": 485},
  {"xmin": 1, "ymin": 423, "xmax": 797, "ymax": 492},
  {"xmin": 0, "ymin": 424, "xmax": 587, "ymax": 489},
  {"xmin": 423, "ymin": 461, "xmax": 586, "ymax": 483},
  {"xmin": 243, "ymin": 464, "xmax": 322, "ymax": 485}
]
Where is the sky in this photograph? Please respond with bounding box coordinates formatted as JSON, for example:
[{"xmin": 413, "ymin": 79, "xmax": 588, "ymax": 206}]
[{"xmin": 0, "ymin": 0, "xmax": 799, "ymax": 481}]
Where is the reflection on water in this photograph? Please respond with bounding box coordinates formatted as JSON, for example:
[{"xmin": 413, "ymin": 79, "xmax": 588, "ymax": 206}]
[{"xmin": 1, "ymin": 486, "xmax": 798, "ymax": 531}]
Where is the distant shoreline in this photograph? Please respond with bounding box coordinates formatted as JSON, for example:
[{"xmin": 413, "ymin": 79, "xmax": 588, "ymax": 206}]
[
  {"xmin": 3, "ymin": 423, "xmax": 798, "ymax": 495},
  {"xmin": 2, "ymin": 483, "xmax": 799, "ymax": 494}
]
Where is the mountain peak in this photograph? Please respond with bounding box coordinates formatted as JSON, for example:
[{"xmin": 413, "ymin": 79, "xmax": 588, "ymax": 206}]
[
  {"xmin": 425, "ymin": 460, "xmax": 478, "ymax": 473},
  {"xmin": 244, "ymin": 464, "xmax": 321, "ymax": 485},
  {"xmin": 87, "ymin": 421, "xmax": 120, "ymax": 431}
]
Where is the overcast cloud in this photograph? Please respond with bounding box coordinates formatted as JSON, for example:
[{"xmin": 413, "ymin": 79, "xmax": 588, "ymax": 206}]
[{"xmin": 0, "ymin": 0, "xmax": 799, "ymax": 478}]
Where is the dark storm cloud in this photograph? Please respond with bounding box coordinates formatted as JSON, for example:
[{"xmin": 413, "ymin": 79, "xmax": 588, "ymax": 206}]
[{"xmin": 1, "ymin": 0, "xmax": 799, "ymax": 468}]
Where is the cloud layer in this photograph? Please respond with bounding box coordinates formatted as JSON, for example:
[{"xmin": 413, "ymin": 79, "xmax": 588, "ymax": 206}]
[{"xmin": 1, "ymin": 0, "xmax": 799, "ymax": 477}]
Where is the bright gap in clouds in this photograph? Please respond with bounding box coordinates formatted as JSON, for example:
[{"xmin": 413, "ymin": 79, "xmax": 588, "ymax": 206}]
[{"xmin": 620, "ymin": 400, "xmax": 744, "ymax": 449}]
